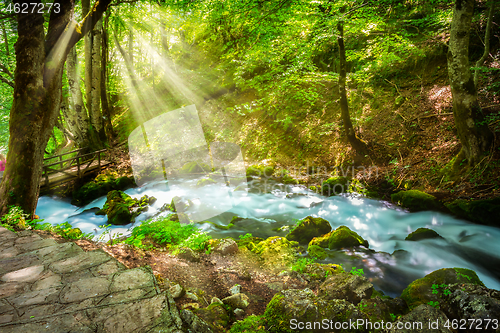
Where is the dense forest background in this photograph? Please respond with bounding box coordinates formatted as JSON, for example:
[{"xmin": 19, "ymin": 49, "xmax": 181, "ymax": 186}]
[{"xmin": 0, "ymin": 0, "xmax": 499, "ymax": 215}]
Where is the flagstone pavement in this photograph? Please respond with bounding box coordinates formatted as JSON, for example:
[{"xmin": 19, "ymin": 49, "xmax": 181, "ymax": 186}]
[{"xmin": 0, "ymin": 226, "xmax": 185, "ymax": 332}]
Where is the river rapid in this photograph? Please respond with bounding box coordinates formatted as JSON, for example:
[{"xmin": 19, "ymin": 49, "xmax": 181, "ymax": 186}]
[{"xmin": 36, "ymin": 178, "xmax": 500, "ymax": 297}]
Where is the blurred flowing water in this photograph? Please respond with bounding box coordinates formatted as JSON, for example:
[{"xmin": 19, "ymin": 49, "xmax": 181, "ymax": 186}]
[{"xmin": 36, "ymin": 179, "xmax": 500, "ymax": 297}]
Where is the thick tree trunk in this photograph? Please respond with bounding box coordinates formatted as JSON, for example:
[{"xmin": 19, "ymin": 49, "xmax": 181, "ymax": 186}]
[
  {"xmin": 91, "ymin": 17, "xmax": 105, "ymax": 142},
  {"xmin": 337, "ymin": 23, "xmax": 368, "ymax": 154},
  {"xmin": 101, "ymin": 13, "xmax": 115, "ymax": 141},
  {"xmin": 83, "ymin": 0, "xmax": 93, "ymax": 133},
  {"xmin": 448, "ymin": 0, "xmax": 492, "ymax": 166},
  {"xmin": 0, "ymin": 0, "xmax": 112, "ymax": 217},
  {"xmin": 65, "ymin": 46, "xmax": 90, "ymax": 148}
]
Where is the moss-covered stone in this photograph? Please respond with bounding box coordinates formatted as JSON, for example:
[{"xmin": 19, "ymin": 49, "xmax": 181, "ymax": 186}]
[
  {"xmin": 405, "ymin": 228, "xmax": 443, "ymax": 241},
  {"xmin": 286, "ymin": 216, "xmax": 332, "ymax": 244},
  {"xmin": 236, "ymin": 236, "xmax": 264, "ymax": 251},
  {"xmin": 391, "ymin": 190, "xmax": 442, "ymax": 212},
  {"xmin": 229, "ymin": 315, "xmax": 267, "ymax": 333},
  {"xmin": 309, "ymin": 226, "xmax": 368, "ymax": 250},
  {"xmin": 321, "ymin": 176, "xmax": 350, "ymax": 196},
  {"xmin": 103, "ymin": 190, "xmax": 134, "ymax": 225},
  {"xmin": 246, "ymin": 165, "xmax": 274, "ymax": 178},
  {"xmin": 445, "ymin": 198, "xmax": 500, "ymax": 226},
  {"xmin": 357, "ymin": 297, "xmax": 408, "ymax": 323},
  {"xmin": 401, "ymin": 267, "xmax": 484, "ymax": 310},
  {"xmin": 319, "ymin": 272, "xmax": 373, "ymax": 304},
  {"xmin": 252, "ymin": 236, "xmax": 299, "ymax": 270},
  {"xmin": 179, "ymin": 161, "xmax": 211, "ymax": 174},
  {"xmin": 264, "ymin": 289, "xmax": 369, "ymax": 333},
  {"xmin": 71, "ymin": 174, "xmax": 136, "ymax": 206},
  {"xmin": 304, "ymin": 263, "xmax": 343, "ymax": 281},
  {"xmin": 282, "ymin": 174, "xmax": 299, "ymax": 185},
  {"xmin": 196, "ymin": 178, "xmax": 217, "ymax": 187},
  {"xmin": 307, "ymin": 244, "xmax": 327, "ymax": 260},
  {"xmin": 194, "ymin": 302, "xmax": 230, "ymax": 332}
]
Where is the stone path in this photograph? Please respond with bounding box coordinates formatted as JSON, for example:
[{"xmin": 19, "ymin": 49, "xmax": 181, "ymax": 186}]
[{"xmin": 0, "ymin": 227, "xmax": 184, "ymax": 332}]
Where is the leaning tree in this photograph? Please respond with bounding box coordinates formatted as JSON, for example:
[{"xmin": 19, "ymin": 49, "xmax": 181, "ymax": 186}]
[{"xmin": 0, "ymin": 0, "xmax": 112, "ymax": 217}]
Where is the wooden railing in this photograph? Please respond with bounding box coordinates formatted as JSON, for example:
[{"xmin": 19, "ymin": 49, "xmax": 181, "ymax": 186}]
[{"xmin": 42, "ymin": 148, "xmax": 108, "ymax": 188}]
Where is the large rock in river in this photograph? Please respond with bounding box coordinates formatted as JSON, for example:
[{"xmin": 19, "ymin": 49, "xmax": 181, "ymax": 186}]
[
  {"xmin": 286, "ymin": 216, "xmax": 332, "ymax": 244},
  {"xmin": 405, "ymin": 228, "xmax": 443, "ymax": 241},
  {"xmin": 391, "ymin": 190, "xmax": 442, "ymax": 212},
  {"xmin": 309, "ymin": 225, "xmax": 369, "ymax": 250}
]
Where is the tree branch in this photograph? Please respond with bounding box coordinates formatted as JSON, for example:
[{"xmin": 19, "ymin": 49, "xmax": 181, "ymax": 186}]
[
  {"xmin": 474, "ymin": 0, "xmax": 495, "ymax": 86},
  {"xmin": 0, "ymin": 62, "xmax": 13, "ymax": 79},
  {"xmin": 0, "ymin": 74, "xmax": 14, "ymax": 88}
]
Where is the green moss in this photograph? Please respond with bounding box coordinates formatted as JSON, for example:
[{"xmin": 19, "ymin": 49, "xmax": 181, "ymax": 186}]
[
  {"xmin": 308, "ymin": 232, "xmax": 330, "ymax": 248},
  {"xmin": 236, "ymin": 236, "xmax": 264, "ymax": 251},
  {"xmin": 317, "ymin": 225, "xmax": 369, "ymax": 250},
  {"xmin": 263, "ymin": 295, "xmax": 292, "ymax": 333},
  {"xmin": 321, "ymin": 176, "xmax": 349, "ymax": 196},
  {"xmin": 286, "ymin": 216, "xmax": 332, "ymax": 244},
  {"xmin": 229, "ymin": 315, "xmax": 267, "ymax": 333},
  {"xmin": 196, "ymin": 178, "xmax": 217, "ymax": 187},
  {"xmin": 179, "ymin": 161, "xmax": 210, "ymax": 174},
  {"xmin": 401, "ymin": 267, "xmax": 484, "ymax": 310},
  {"xmin": 72, "ymin": 174, "xmax": 135, "ymax": 206},
  {"xmin": 195, "ymin": 302, "xmax": 230, "ymax": 331},
  {"xmin": 252, "ymin": 236, "xmax": 298, "ymax": 268},
  {"xmin": 307, "ymin": 244, "xmax": 327, "ymax": 260},
  {"xmin": 246, "ymin": 165, "xmax": 274, "ymax": 178},
  {"xmin": 405, "ymin": 228, "xmax": 443, "ymax": 241},
  {"xmin": 391, "ymin": 190, "xmax": 442, "ymax": 212},
  {"xmin": 445, "ymin": 198, "xmax": 500, "ymax": 226},
  {"xmin": 282, "ymin": 174, "xmax": 298, "ymax": 184}
]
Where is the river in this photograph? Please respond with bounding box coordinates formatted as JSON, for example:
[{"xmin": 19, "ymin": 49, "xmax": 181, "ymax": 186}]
[{"xmin": 35, "ymin": 178, "xmax": 500, "ymax": 297}]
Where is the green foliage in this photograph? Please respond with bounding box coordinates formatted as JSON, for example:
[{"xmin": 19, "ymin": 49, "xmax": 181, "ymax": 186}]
[
  {"xmin": 291, "ymin": 257, "xmax": 315, "ymax": 274},
  {"xmin": 350, "ymin": 267, "xmax": 364, "ymax": 276},
  {"xmin": 1, "ymin": 206, "xmax": 29, "ymax": 230},
  {"xmin": 427, "ymin": 300, "xmax": 440, "ymax": 309},
  {"xmin": 34, "ymin": 221, "xmax": 93, "ymax": 240},
  {"xmin": 239, "ymin": 233, "xmax": 253, "ymax": 240},
  {"xmin": 178, "ymin": 230, "xmax": 212, "ymax": 252},
  {"xmin": 123, "ymin": 215, "xmax": 204, "ymax": 251}
]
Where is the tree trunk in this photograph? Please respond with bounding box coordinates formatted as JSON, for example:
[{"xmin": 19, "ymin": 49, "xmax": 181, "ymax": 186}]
[
  {"xmin": 448, "ymin": 0, "xmax": 492, "ymax": 166},
  {"xmin": 101, "ymin": 12, "xmax": 115, "ymax": 141},
  {"xmin": 90, "ymin": 17, "xmax": 105, "ymax": 143},
  {"xmin": 65, "ymin": 46, "xmax": 90, "ymax": 148},
  {"xmin": 83, "ymin": 0, "xmax": 93, "ymax": 134},
  {"xmin": 337, "ymin": 22, "xmax": 368, "ymax": 154},
  {"xmin": 0, "ymin": 0, "xmax": 112, "ymax": 217},
  {"xmin": 1, "ymin": 22, "xmax": 9, "ymax": 57}
]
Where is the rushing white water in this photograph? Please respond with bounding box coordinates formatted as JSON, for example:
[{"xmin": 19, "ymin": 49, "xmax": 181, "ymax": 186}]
[{"xmin": 36, "ymin": 179, "xmax": 500, "ymax": 296}]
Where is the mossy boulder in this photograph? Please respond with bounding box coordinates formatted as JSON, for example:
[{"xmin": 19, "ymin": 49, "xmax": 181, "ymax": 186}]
[
  {"xmin": 286, "ymin": 216, "xmax": 332, "ymax": 244},
  {"xmin": 246, "ymin": 165, "xmax": 274, "ymax": 178},
  {"xmin": 438, "ymin": 283, "xmax": 500, "ymax": 324},
  {"xmin": 405, "ymin": 228, "xmax": 443, "ymax": 241},
  {"xmin": 307, "ymin": 244, "xmax": 327, "ymax": 260},
  {"xmin": 252, "ymin": 236, "xmax": 299, "ymax": 269},
  {"xmin": 401, "ymin": 267, "xmax": 484, "ymax": 310},
  {"xmin": 236, "ymin": 235, "xmax": 264, "ymax": 251},
  {"xmin": 386, "ymin": 304, "xmax": 452, "ymax": 333},
  {"xmin": 100, "ymin": 190, "xmax": 135, "ymax": 225},
  {"xmin": 282, "ymin": 174, "xmax": 299, "ymax": 185},
  {"xmin": 264, "ymin": 288, "xmax": 369, "ymax": 333},
  {"xmin": 196, "ymin": 178, "xmax": 217, "ymax": 187},
  {"xmin": 194, "ymin": 302, "xmax": 230, "ymax": 332},
  {"xmin": 391, "ymin": 190, "xmax": 442, "ymax": 212},
  {"xmin": 321, "ymin": 176, "xmax": 350, "ymax": 196},
  {"xmin": 179, "ymin": 161, "xmax": 211, "ymax": 174},
  {"xmin": 229, "ymin": 315, "xmax": 267, "ymax": 333},
  {"xmin": 97, "ymin": 190, "xmax": 155, "ymax": 225},
  {"xmin": 309, "ymin": 226, "xmax": 369, "ymax": 250},
  {"xmin": 303, "ymin": 263, "xmax": 343, "ymax": 281},
  {"xmin": 318, "ymin": 272, "xmax": 374, "ymax": 305},
  {"xmin": 357, "ymin": 297, "xmax": 408, "ymax": 323},
  {"xmin": 72, "ymin": 175, "xmax": 136, "ymax": 206},
  {"xmin": 445, "ymin": 198, "xmax": 500, "ymax": 226}
]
